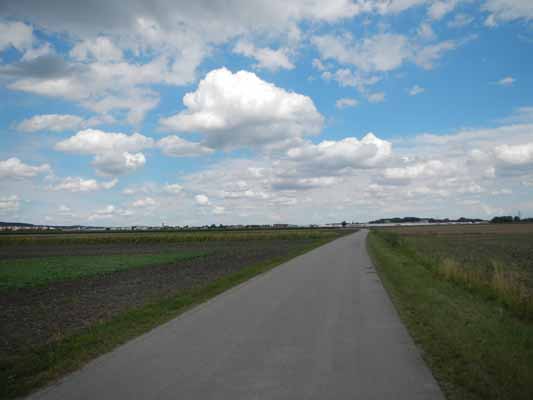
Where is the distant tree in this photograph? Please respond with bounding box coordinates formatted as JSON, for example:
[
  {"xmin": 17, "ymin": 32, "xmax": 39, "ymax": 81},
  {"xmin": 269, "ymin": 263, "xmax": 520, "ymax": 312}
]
[
  {"xmin": 341, "ymin": 221, "xmax": 347, "ymax": 228},
  {"xmin": 491, "ymin": 216, "xmax": 513, "ymax": 223},
  {"xmin": 514, "ymin": 216, "xmax": 521, "ymax": 222}
]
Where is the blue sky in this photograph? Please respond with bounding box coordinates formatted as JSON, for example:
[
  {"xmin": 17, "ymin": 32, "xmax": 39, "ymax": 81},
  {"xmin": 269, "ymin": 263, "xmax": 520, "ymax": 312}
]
[{"xmin": 1, "ymin": 0, "xmax": 532, "ymax": 226}]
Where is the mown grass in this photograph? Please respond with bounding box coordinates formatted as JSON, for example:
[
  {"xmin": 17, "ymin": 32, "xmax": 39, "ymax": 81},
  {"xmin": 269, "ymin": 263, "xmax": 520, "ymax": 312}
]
[
  {"xmin": 0, "ymin": 251, "xmax": 208, "ymax": 289},
  {"xmin": 368, "ymin": 230, "xmax": 533, "ymax": 400},
  {"xmin": 0, "ymin": 229, "xmax": 343, "ymax": 246},
  {"xmin": 0, "ymin": 237, "xmax": 334, "ymax": 400}
]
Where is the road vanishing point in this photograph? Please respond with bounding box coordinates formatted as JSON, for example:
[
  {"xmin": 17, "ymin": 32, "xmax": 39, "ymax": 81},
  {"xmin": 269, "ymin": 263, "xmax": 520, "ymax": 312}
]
[{"xmin": 28, "ymin": 230, "xmax": 444, "ymax": 400}]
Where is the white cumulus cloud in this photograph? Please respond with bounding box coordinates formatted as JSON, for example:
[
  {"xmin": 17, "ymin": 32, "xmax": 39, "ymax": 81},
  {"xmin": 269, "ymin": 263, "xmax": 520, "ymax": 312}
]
[
  {"xmin": 55, "ymin": 129, "xmax": 153, "ymax": 175},
  {"xmin": 195, "ymin": 194, "xmax": 210, "ymax": 206},
  {"xmin": 233, "ymin": 40, "xmax": 294, "ymax": 71},
  {"xmin": 55, "ymin": 129, "xmax": 153, "ymax": 154},
  {"xmin": 91, "ymin": 152, "xmax": 146, "ymax": 175},
  {"xmin": 17, "ymin": 114, "xmax": 85, "ymax": 132},
  {"xmin": 0, "ymin": 20, "xmax": 33, "ymax": 51},
  {"xmin": 157, "ymin": 136, "xmax": 214, "ymax": 157},
  {"xmin": 483, "ymin": 0, "xmax": 533, "ymax": 26},
  {"xmin": 132, "ymin": 197, "xmax": 158, "ymax": 208},
  {"xmin": 287, "ymin": 133, "xmax": 392, "ymax": 170},
  {"xmin": 70, "ymin": 37, "xmax": 123, "ymax": 62},
  {"xmin": 159, "ymin": 67, "xmax": 323, "ymax": 149},
  {"xmin": 383, "ymin": 160, "xmax": 451, "ymax": 183},
  {"xmin": 494, "ymin": 142, "xmax": 533, "ymax": 165},
  {"xmin": 0, "ymin": 157, "xmax": 51, "ymax": 179},
  {"xmin": 50, "ymin": 176, "xmax": 118, "ymax": 192},
  {"xmin": 312, "ymin": 33, "xmax": 411, "ymax": 73},
  {"xmin": 163, "ymin": 183, "xmax": 184, "ymax": 194}
]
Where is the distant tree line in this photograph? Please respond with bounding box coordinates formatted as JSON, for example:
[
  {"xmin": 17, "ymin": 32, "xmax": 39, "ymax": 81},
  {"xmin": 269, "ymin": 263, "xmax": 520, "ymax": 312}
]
[
  {"xmin": 491, "ymin": 216, "xmax": 533, "ymax": 223},
  {"xmin": 368, "ymin": 217, "xmax": 485, "ymax": 224}
]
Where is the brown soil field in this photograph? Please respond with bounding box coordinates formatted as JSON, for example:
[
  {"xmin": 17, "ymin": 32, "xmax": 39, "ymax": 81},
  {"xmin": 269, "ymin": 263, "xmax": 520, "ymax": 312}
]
[
  {"xmin": 0, "ymin": 239, "xmax": 317, "ymax": 358},
  {"xmin": 374, "ymin": 223, "xmax": 533, "ymax": 287},
  {"xmin": 374, "ymin": 222, "xmax": 533, "ymax": 236}
]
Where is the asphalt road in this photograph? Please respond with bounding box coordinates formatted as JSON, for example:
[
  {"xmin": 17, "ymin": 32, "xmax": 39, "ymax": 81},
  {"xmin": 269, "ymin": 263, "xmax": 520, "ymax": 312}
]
[{"xmin": 28, "ymin": 230, "xmax": 444, "ymax": 399}]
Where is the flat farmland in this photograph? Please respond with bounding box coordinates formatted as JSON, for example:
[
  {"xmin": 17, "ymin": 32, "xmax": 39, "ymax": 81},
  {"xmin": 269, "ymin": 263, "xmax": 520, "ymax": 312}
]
[
  {"xmin": 0, "ymin": 228, "xmax": 350, "ymax": 399},
  {"xmin": 379, "ymin": 223, "xmax": 533, "ymax": 285},
  {"xmin": 368, "ymin": 223, "xmax": 533, "ymax": 399}
]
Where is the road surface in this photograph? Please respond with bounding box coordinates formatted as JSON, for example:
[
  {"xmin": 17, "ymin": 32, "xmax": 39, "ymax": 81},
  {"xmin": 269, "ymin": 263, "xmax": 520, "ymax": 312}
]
[{"xmin": 28, "ymin": 230, "xmax": 444, "ymax": 399}]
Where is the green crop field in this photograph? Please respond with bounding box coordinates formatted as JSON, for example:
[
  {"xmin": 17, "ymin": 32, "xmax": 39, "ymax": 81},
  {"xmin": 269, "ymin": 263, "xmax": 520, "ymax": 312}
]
[{"xmin": 0, "ymin": 251, "xmax": 207, "ymax": 289}]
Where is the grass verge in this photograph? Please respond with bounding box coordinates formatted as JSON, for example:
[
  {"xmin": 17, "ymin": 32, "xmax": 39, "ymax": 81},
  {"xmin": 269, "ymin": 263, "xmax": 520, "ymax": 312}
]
[
  {"xmin": 0, "ymin": 237, "xmax": 334, "ymax": 400},
  {"xmin": 367, "ymin": 230, "xmax": 533, "ymax": 400},
  {"xmin": 0, "ymin": 251, "xmax": 208, "ymax": 289}
]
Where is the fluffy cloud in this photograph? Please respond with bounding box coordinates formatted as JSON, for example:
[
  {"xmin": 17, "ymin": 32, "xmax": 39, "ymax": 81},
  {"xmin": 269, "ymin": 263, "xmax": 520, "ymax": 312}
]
[
  {"xmin": 6, "ymin": 55, "xmax": 176, "ymax": 125},
  {"xmin": 0, "ymin": 20, "xmax": 33, "ymax": 51},
  {"xmin": 21, "ymin": 42, "xmax": 54, "ymax": 61},
  {"xmin": 1, "ymin": 1, "xmax": 365, "ymax": 43},
  {"xmin": 92, "ymin": 152, "xmax": 146, "ymax": 175},
  {"xmin": 233, "ymin": 40, "xmax": 294, "ymax": 71},
  {"xmin": 323, "ymin": 68, "xmax": 381, "ymax": 91},
  {"xmin": 375, "ymin": 0, "xmax": 428, "ymax": 15},
  {"xmin": 70, "ymin": 37, "xmax": 123, "ymax": 62},
  {"xmin": 163, "ymin": 183, "xmax": 183, "ymax": 194},
  {"xmin": 314, "ymin": 32, "xmax": 463, "ymax": 74},
  {"xmin": 383, "ymin": 160, "xmax": 451, "ymax": 183},
  {"xmin": 0, "ymin": 0, "xmax": 374, "ymax": 126},
  {"xmin": 494, "ymin": 143, "xmax": 533, "ymax": 165},
  {"xmin": 194, "ymin": 194, "xmax": 210, "ymax": 206},
  {"xmin": 428, "ymin": 0, "xmax": 458, "ymax": 20},
  {"xmin": 55, "ymin": 129, "xmax": 153, "ymax": 154},
  {"xmin": 0, "ymin": 157, "xmax": 51, "ymax": 179},
  {"xmin": 157, "ymin": 136, "xmax": 214, "ymax": 157},
  {"xmin": 336, "ymin": 98, "xmax": 359, "ymax": 108},
  {"xmin": 417, "ymin": 22, "xmax": 436, "ymax": 41},
  {"xmin": 132, "ymin": 197, "xmax": 158, "ymax": 208},
  {"xmin": 55, "ymin": 129, "xmax": 153, "ymax": 175},
  {"xmin": 160, "ymin": 67, "xmax": 323, "ymax": 149},
  {"xmin": 50, "ymin": 176, "xmax": 118, "ymax": 192},
  {"xmin": 287, "ymin": 133, "xmax": 392, "ymax": 170},
  {"xmin": 17, "ymin": 114, "xmax": 115, "ymax": 133},
  {"xmin": 483, "ymin": 0, "xmax": 533, "ymax": 25},
  {"xmin": 312, "ymin": 34, "xmax": 410, "ymax": 73},
  {"xmin": 0, "ymin": 195, "xmax": 20, "ymax": 213},
  {"xmin": 17, "ymin": 114, "xmax": 85, "ymax": 132},
  {"xmin": 412, "ymin": 40, "xmax": 457, "ymax": 69}
]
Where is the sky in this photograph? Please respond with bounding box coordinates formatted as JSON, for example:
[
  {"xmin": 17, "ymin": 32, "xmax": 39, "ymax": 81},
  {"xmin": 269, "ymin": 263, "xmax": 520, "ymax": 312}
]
[{"xmin": 0, "ymin": 0, "xmax": 532, "ymax": 226}]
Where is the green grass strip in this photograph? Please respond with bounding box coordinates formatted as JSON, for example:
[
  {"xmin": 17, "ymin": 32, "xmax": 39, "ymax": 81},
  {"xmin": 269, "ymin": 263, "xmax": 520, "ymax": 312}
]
[
  {"xmin": 0, "ymin": 237, "xmax": 333, "ymax": 400},
  {"xmin": 0, "ymin": 251, "xmax": 208, "ymax": 289},
  {"xmin": 367, "ymin": 231, "xmax": 533, "ymax": 400}
]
